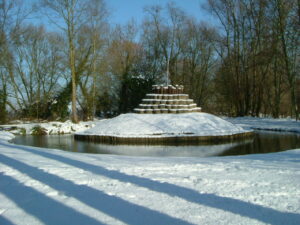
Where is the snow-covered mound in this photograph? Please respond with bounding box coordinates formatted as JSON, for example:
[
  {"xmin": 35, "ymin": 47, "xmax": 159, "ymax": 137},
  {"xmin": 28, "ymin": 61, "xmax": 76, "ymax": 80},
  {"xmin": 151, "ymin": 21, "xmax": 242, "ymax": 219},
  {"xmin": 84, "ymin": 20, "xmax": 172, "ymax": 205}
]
[{"xmin": 76, "ymin": 112, "xmax": 250, "ymax": 138}]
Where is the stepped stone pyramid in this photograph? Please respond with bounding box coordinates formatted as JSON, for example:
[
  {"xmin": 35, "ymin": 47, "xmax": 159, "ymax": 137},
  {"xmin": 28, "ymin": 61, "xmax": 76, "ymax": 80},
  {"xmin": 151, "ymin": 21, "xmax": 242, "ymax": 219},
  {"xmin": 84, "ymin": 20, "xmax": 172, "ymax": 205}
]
[{"xmin": 134, "ymin": 85, "xmax": 202, "ymax": 114}]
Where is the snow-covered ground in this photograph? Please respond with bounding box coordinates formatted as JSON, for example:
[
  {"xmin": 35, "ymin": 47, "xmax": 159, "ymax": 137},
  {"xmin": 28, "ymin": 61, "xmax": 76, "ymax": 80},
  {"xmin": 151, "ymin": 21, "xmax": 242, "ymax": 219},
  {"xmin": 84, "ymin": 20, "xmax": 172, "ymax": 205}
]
[
  {"xmin": 0, "ymin": 117, "xmax": 300, "ymax": 225},
  {"xmin": 0, "ymin": 120, "xmax": 95, "ymax": 135},
  {"xmin": 226, "ymin": 117, "xmax": 300, "ymax": 133}
]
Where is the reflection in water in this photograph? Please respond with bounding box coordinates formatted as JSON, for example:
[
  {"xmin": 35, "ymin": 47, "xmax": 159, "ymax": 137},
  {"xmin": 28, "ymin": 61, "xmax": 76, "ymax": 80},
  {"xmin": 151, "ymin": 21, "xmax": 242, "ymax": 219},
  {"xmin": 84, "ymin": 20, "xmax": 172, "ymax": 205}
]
[
  {"xmin": 12, "ymin": 131, "xmax": 300, "ymax": 158},
  {"xmin": 87, "ymin": 142, "xmax": 251, "ymax": 157},
  {"xmin": 219, "ymin": 132, "xmax": 300, "ymax": 157}
]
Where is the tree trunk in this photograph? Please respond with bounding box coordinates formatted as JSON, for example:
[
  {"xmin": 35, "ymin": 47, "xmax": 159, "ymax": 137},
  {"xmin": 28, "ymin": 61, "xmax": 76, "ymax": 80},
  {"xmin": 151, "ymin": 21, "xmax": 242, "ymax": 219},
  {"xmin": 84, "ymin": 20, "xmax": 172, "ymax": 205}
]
[{"xmin": 69, "ymin": 0, "xmax": 78, "ymax": 123}]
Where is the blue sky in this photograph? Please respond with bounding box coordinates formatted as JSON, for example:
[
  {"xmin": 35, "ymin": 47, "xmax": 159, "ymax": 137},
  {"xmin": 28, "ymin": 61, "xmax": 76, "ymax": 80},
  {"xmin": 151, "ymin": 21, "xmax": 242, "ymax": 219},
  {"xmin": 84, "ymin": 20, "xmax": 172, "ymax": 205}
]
[
  {"xmin": 106, "ymin": 0, "xmax": 214, "ymax": 25},
  {"xmin": 28, "ymin": 0, "xmax": 215, "ymax": 28}
]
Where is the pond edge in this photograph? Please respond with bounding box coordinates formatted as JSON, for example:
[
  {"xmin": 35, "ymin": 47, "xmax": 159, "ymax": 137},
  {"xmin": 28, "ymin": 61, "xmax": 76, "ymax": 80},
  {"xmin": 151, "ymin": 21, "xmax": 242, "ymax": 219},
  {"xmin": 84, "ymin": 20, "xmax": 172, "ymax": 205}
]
[{"xmin": 74, "ymin": 131, "xmax": 254, "ymax": 145}]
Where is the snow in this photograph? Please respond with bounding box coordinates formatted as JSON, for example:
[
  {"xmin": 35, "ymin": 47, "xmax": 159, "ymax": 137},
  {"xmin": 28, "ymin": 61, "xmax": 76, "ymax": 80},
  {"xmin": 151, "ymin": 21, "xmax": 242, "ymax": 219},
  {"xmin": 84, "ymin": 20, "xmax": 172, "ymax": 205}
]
[
  {"xmin": 0, "ymin": 117, "xmax": 300, "ymax": 225},
  {"xmin": 77, "ymin": 113, "xmax": 250, "ymax": 138},
  {"xmin": 0, "ymin": 130, "xmax": 299, "ymax": 224},
  {"xmin": 0, "ymin": 131, "xmax": 15, "ymax": 142},
  {"xmin": 226, "ymin": 117, "xmax": 300, "ymax": 133},
  {"xmin": 0, "ymin": 120, "xmax": 95, "ymax": 135}
]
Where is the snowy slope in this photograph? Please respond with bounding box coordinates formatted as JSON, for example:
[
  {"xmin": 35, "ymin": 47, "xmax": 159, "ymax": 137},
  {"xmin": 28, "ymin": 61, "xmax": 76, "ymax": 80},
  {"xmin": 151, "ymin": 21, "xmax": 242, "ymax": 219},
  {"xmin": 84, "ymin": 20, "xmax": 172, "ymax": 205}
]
[
  {"xmin": 0, "ymin": 133, "xmax": 299, "ymax": 225},
  {"xmin": 77, "ymin": 113, "xmax": 250, "ymax": 137}
]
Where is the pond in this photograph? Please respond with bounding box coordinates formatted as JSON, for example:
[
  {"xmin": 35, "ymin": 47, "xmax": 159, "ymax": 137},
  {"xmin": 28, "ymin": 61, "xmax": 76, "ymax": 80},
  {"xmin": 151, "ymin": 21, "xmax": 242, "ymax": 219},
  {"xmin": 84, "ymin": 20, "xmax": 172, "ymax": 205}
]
[{"xmin": 11, "ymin": 131, "xmax": 300, "ymax": 157}]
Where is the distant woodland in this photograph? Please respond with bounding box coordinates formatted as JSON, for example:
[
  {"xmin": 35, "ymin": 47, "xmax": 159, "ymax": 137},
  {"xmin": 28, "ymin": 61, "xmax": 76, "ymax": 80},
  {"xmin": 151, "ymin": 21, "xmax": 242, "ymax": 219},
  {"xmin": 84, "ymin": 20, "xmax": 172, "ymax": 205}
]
[{"xmin": 0, "ymin": 0, "xmax": 299, "ymax": 123}]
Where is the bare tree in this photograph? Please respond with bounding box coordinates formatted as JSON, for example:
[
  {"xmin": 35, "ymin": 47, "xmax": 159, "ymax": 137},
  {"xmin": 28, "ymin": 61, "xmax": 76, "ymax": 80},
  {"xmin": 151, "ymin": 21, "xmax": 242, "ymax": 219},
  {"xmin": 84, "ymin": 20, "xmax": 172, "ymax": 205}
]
[
  {"xmin": 180, "ymin": 19, "xmax": 216, "ymax": 108},
  {"xmin": 0, "ymin": 0, "xmax": 33, "ymax": 121},
  {"xmin": 76, "ymin": 0, "xmax": 108, "ymax": 120},
  {"xmin": 143, "ymin": 3, "xmax": 187, "ymax": 85},
  {"xmin": 107, "ymin": 22, "xmax": 145, "ymax": 113},
  {"xmin": 273, "ymin": 0, "xmax": 299, "ymax": 119},
  {"xmin": 41, "ymin": 0, "xmax": 106, "ymax": 122},
  {"xmin": 6, "ymin": 25, "xmax": 63, "ymax": 119},
  {"xmin": 206, "ymin": 0, "xmax": 278, "ymax": 116}
]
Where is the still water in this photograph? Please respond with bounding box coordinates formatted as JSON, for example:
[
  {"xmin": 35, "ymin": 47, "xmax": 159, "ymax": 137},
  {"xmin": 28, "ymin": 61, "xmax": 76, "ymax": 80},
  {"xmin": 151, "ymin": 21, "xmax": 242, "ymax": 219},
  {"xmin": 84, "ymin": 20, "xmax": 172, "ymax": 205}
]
[{"xmin": 12, "ymin": 131, "xmax": 300, "ymax": 157}]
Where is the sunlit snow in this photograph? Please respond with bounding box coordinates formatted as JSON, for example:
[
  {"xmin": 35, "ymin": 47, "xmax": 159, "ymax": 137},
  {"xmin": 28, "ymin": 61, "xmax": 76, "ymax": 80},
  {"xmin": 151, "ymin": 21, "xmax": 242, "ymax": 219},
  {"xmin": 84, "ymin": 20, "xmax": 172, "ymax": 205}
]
[{"xmin": 0, "ymin": 117, "xmax": 300, "ymax": 225}]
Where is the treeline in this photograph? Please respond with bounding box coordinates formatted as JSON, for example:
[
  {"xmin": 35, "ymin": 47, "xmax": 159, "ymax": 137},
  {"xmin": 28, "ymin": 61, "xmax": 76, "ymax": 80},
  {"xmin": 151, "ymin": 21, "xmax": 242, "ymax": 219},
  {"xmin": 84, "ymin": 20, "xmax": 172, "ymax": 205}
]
[{"xmin": 0, "ymin": 0, "xmax": 299, "ymax": 124}]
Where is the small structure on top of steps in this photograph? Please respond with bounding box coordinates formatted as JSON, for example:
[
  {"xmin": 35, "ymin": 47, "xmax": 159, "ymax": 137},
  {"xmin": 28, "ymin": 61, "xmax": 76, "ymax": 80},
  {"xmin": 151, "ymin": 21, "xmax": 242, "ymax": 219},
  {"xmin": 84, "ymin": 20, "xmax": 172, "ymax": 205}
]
[{"xmin": 134, "ymin": 85, "xmax": 201, "ymax": 114}]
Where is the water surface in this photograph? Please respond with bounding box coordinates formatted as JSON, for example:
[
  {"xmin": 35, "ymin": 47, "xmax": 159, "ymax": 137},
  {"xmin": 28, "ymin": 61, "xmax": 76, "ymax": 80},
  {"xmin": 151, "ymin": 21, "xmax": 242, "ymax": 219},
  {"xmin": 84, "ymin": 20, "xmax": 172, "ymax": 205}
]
[{"xmin": 12, "ymin": 131, "xmax": 300, "ymax": 157}]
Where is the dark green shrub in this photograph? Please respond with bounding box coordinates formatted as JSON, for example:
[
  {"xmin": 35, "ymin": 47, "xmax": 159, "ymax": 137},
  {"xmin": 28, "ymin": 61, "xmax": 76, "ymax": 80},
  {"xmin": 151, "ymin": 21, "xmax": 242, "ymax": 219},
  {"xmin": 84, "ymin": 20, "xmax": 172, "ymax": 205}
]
[
  {"xmin": 31, "ymin": 125, "xmax": 47, "ymax": 135},
  {"xmin": 19, "ymin": 128, "xmax": 26, "ymax": 135}
]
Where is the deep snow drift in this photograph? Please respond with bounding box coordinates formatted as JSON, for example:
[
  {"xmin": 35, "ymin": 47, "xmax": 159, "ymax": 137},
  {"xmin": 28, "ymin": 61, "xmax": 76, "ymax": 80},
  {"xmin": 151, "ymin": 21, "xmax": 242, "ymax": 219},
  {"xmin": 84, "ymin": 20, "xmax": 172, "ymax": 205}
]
[
  {"xmin": 76, "ymin": 113, "xmax": 250, "ymax": 138},
  {"xmin": 0, "ymin": 128, "xmax": 300, "ymax": 225}
]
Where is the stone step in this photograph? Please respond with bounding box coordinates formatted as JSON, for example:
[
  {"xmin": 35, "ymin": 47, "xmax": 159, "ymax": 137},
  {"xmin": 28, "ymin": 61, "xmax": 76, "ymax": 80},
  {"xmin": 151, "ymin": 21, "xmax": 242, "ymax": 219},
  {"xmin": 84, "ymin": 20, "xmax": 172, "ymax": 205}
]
[
  {"xmin": 134, "ymin": 107, "xmax": 202, "ymax": 114},
  {"xmin": 145, "ymin": 94, "xmax": 188, "ymax": 100},
  {"xmin": 141, "ymin": 99, "xmax": 194, "ymax": 105},
  {"xmin": 139, "ymin": 103, "xmax": 197, "ymax": 109},
  {"xmin": 152, "ymin": 85, "xmax": 184, "ymax": 94},
  {"xmin": 134, "ymin": 84, "xmax": 201, "ymax": 114}
]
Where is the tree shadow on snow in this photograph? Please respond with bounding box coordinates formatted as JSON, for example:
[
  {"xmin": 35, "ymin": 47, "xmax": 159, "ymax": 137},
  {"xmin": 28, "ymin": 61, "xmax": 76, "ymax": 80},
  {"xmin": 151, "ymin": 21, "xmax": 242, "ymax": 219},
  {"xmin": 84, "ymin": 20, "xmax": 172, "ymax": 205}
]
[
  {"xmin": 1, "ymin": 142, "xmax": 300, "ymax": 225},
  {"xmin": 0, "ymin": 173, "xmax": 104, "ymax": 225},
  {"xmin": 0, "ymin": 216, "xmax": 17, "ymax": 225},
  {"xmin": 0, "ymin": 153, "xmax": 192, "ymax": 225}
]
